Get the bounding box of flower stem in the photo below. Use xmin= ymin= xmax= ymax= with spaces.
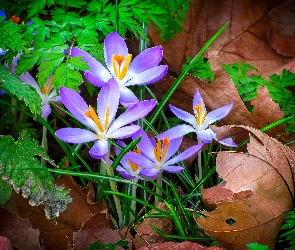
xmin=104 ymin=153 xmax=123 ymax=228
xmin=197 ymin=138 xmax=203 ymax=190
xmin=130 ymin=180 xmax=138 ymax=221
xmin=41 ymin=116 xmax=48 ymax=166
xmin=155 ymin=169 xmax=163 ymax=205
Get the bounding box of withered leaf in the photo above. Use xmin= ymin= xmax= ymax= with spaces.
xmin=250 ymin=86 xmax=285 ymax=138
xmin=2 ymin=176 xmax=107 ymax=249
xmin=149 ymin=0 xmax=294 ymax=75
xmin=196 ymin=125 xmax=295 ymax=249
xmin=137 ymin=241 xmax=224 ymax=250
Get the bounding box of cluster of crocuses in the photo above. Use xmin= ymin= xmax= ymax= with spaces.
xmin=13 ymin=32 xmax=237 ymax=180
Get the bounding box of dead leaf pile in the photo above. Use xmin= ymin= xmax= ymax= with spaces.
xmin=196 ymin=125 xmax=295 ymax=249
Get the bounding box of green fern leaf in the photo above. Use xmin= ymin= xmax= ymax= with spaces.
xmin=0 ymin=65 xmax=41 ymax=116
xmin=53 ymin=57 xmax=88 ymax=91
xmin=0 ymin=131 xmax=72 ymax=219
xmin=0 ymin=178 xmax=12 ymax=205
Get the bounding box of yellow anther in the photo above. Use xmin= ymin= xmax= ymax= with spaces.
xmin=112 ymin=54 xmax=132 ymax=80
xmin=194 ymin=103 xmax=207 ymax=126
xmin=42 ymin=76 xmax=54 ymax=95
xmin=154 ymin=137 xmax=170 ymax=162
xmin=128 ymin=160 xmax=139 ymax=171
xmin=85 ymin=105 xmax=104 ymax=132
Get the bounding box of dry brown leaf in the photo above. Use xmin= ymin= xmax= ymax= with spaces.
xmin=136 ymin=241 xmax=224 ymax=250
xmin=2 ymin=176 xmax=107 ymax=249
xmin=149 ymin=0 xmax=294 ymax=75
xmin=196 ymin=125 xmax=295 ymax=249
xmin=133 ymin=202 xmax=174 ymax=249
xmin=73 ymin=213 xmax=124 ymax=250
xmin=0 ymin=208 xmax=40 ymax=250
xmin=250 ymin=86 xmax=285 ymax=138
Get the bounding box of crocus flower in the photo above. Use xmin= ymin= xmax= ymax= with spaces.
xmin=126 ymin=130 xmax=203 ymax=179
xmin=10 ymin=58 xmax=61 ymax=118
xmin=70 ymin=32 xmax=168 ymax=106
xmin=55 ymin=79 xmax=156 ymax=159
xmin=115 ymin=141 xmax=146 ymax=181
xmin=157 ymin=89 xmax=237 ymax=147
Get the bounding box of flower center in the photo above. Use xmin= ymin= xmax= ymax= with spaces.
xmin=42 ymin=76 xmax=54 ymax=95
xmin=112 ymin=54 xmax=132 ymax=80
xmin=11 ymin=15 xmax=20 ymax=24
xmin=154 ymin=137 xmax=170 ymax=163
xmin=128 ymin=148 xmax=141 ymax=171
xmin=194 ymin=103 xmax=207 ymax=126
xmin=85 ymin=105 xmax=109 ymax=133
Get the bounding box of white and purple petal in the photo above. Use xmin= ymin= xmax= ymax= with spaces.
xmin=59 ymin=87 xmax=97 ymax=131
xmin=218 ymin=137 xmax=238 ymax=147
xmin=84 ymin=71 xmax=109 ymax=87
xmin=165 ymin=143 xmax=203 ymax=166
xmin=127 ymin=46 xmax=163 ymax=75
xmin=41 ymin=103 xmax=51 ymax=118
xmin=116 ymin=165 xmax=135 ymax=180
xmin=56 ymin=128 xmax=98 ymax=143
xmin=162 ymin=137 xmax=182 ymax=163
xmin=119 ymin=86 xmax=139 ymax=107
xmin=193 ymin=89 xmax=206 ymax=112
xmin=157 ymin=125 xmax=196 ymax=140
xmin=109 ymin=100 xmax=156 ymax=132
xmin=124 ymin=65 xmax=168 ymax=87
xmin=169 ymin=104 xmax=196 ymax=127
xmin=195 ymin=128 xmax=216 ymax=144
xmin=104 ymin=32 xmax=129 ymax=71
xmin=89 ymin=139 xmax=109 ymax=159
xmin=204 ymin=102 xmax=233 ymax=127
xmin=162 ymin=165 xmax=184 ymax=173
xmin=127 ymin=152 xmax=155 ymax=169
xmin=139 ymin=168 xmax=159 ymax=179
xmin=108 ymin=125 xmax=140 ymax=139
xmin=71 ymin=47 xmax=111 ymax=83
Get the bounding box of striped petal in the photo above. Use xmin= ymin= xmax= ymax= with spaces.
xmin=55 ymin=128 xmax=97 ymax=143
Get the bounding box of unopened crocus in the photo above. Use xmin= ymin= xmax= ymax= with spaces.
xmin=158 ymin=89 xmax=237 ymax=147
xmin=55 ymin=79 xmax=156 ymax=159
xmin=70 ymin=32 xmax=168 ymax=106
xmin=126 ymin=130 xmax=203 ymax=179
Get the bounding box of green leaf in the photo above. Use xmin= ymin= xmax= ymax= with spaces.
xmin=0 ymin=65 xmax=42 ymax=116
xmin=0 ymin=131 xmax=72 ymax=220
xmin=246 ymin=243 xmax=269 ymax=250
xmin=53 ymin=57 xmax=88 ymax=91
xmin=0 ymin=178 xmax=12 ymax=205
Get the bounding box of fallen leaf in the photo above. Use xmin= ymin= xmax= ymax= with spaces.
xmin=250 ymin=86 xmax=285 ymax=138
xmin=0 ymin=208 xmax=39 ymax=250
xmin=2 ymin=176 xmax=107 ymax=249
xmin=136 ymin=241 xmax=224 ymax=250
xmin=73 ymin=213 xmax=124 ymax=250
xmin=196 ymin=125 xmax=295 ymax=249
xmin=133 ymin=202 xmax=174 ymax=249
xmin=149 ymin=0 xmax=294 ymax=75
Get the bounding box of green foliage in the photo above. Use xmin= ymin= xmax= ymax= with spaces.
xmin=155 ymin=0 xmax=192 ymax=40
xmin=223 ymin=63 xmax=295 ymax=134
xmin=0 ymin=17 xmax=27 ymax=53
xmin=85 ymin=239 xmax=129 ymax=250
xmin=223 ymin=62 xmax=269 ymax=101
xmin=0 ymin=178 xmax=12 ymax=205
xmin=0 ymin=130 xmax=72 ymax=220
xmin=278 ymin=209 xmax=295 ymax=249
xmin=183 ymin=57 xmax=214 ymax=82
xmin=0 ymin=65 xmax=42 ymax=116
xmin=247 ymin=243 xmax=270 ymax=250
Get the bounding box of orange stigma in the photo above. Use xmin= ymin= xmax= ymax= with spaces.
xmin=112 ymin=54 xmax=132 ymax=80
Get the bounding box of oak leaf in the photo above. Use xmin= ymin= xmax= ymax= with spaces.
xmin=196 ymin=125 xmax=295 ymax=249
xmin=149 ymin=0 xmax=294 ymax=75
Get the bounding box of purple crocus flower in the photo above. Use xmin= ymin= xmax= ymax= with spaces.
xmin=158 ymin=89 xmax=237 ymax=147
xmin=70 ymin=32 xmax=168 ymax=106
xmin=115 ymin=141 xmax=146 ymax=181
xmin=55 ymin=79 xmax=156 ymax=159
xmin=10 ymin=58 xmax=61 ymax=118
xmin=126 ymin=130 xmax=203 ymax=179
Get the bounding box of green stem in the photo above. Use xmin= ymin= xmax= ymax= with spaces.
xmin=155 ymin=169 xmax=163 ymax=205
xmin=130 ymin=180 xmax=138 ymax=221
xmin=197 ymin=138 xmax=203 ymax=189
xmin=104 ymin=153 xmax=123 ymax=228
xmin=41 ymin=116 xmax=48 ymax=166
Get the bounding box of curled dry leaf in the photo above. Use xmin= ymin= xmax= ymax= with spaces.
xmin=149 ymin=0 xmax=294 ymax=75
xmin=196 ymin=125 xmax=295 ymax=249
xmin=133 ymin=202 xmax=174 ymax=249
